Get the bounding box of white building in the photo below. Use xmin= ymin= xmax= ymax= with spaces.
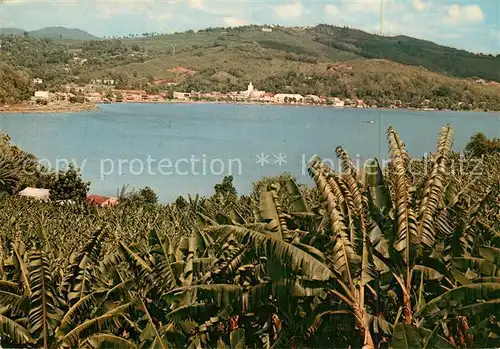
xmin=330 ymin=97 xmax=345 ymax=107
xmin=18 ymin=188 xmax=50 ymax=202
xmin=34 ymin=91 xmax=49 ymax=101
xmin=242 ymin=82 xmax=266 ymax=100
xmin=173 ymin=92 xmax=190 ymax=100
xmin=32 ymin=78 xmax=43 ymax=84
xmin=262 ymin=27 xmax=273 ymax=32
xmin=274 ymin=93 xmax=304 ymax=103
xmin=305 ymin=95 xmax=321 ymax=103
xmin=231 ymin=82 xmax=265 ymax=100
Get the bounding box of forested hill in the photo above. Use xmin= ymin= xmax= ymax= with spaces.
xmin=307 ymin=24 xmax=500 ymax=82
xmin=1 ymin=24 xmax=500 ymax=109
xmin=2 ymin=24 xmax=499 ymax=82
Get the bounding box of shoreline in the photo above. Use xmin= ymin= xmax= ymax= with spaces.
xmin=1 ymin=100 xmax=495 ymax=114
xmin=0 ymin=103 xmax=98 ymax=114
xmin=117 ymin=99 xmax=496 ymax=114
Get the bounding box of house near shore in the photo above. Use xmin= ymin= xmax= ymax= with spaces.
xmin=328 ymin=97 xmax=345 ymax=107
xmin=262 ymin=92 xmax=275 ymax=102
xmin=228 ymin=82 xmax=265 ymax=100
xmin=18 ymin=188 xmax=50 ymax=202
xmin=356 ymin=99 xmax=366 ymax=108
xmin=116 ymin=89 xmax=147 ymax=101
xmin=34 ymin=91 xmax=50 ymax=101
xmin=173 ymin=92 xmax=190 ymax=100
xmin=274 ymin=93 xmax=304 ymax=103
xmin=305 ymin=95 xmax=321 ymax=103
xmin=86 ymin=92 xmax=102 ymax=103
xmin=86 ymin=195 xmax=119 ymax=207
xmin=32 ymin=78 xmax=43 ymax=85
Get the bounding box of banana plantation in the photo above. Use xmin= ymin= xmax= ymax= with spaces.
xmin=0 ymin=126 xmax=499 ymax=348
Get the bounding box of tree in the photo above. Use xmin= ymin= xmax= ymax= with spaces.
xmin=115 ymin=91 xmax=123 ymax=102
xmin=132 ymin=186 xmax=158 ymax=204
xmin=465 ymin=132 xmax=500 ymax=157
xmin=214 ymin=175 xmax=237 ymax=202
xmin=42 ymin=163 xmax=90 ymax=201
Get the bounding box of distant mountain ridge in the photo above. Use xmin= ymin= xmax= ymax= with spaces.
xmin=0 ymin=26 xmax=99 ymax=40
xmin=1 ymin=28 xmax=25 ymax=36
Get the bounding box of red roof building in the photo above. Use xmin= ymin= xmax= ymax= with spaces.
xmin=86 ymin=195 xmax=119 ymax=207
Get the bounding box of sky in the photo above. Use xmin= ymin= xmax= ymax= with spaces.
xmin=1 ymin=0 xmax=499 ymax=53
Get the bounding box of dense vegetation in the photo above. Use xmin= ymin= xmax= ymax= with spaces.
xmin=182 ymin=60 xmax=500 ymax=110
xmin=0 ymin=63 xmax=32 ymax=104
xmin=0 ymin=127 xmax=499 ymax=348
xmin=309 ymin=25 xmax=500 ymax=81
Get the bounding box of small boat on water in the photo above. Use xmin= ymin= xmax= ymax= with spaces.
xmin=362 ymin=120 xmax=375 ymax=124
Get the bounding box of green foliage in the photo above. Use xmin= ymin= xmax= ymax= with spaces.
xmin=214 ymin=175 xmax=237 ymax=201
xmin=127 ymin=186 xmax=159 ymax=205
xmin=465 ymin=133 xmax=500 ymax=157
xmin=0 ymin=133 xmax=45 ymax=192
xmin=0 ymin=128 xmax=498 ymax=348
xmin=3 ymin=24 xmax=500 ymax=109
xmin=310 ymin=24 xmax=500 ymax=81
xmin=0 ymin=63 xmax=32 ymax=104
xmin=41 ymin=163 xmax=90 ymax=201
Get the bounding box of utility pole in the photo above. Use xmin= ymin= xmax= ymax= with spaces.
xmin=0 ymin=0 xmax=3 ymax=51
xmin=378 ymin=112 xmax=382 ymax=162
xmin=379 ymin=0 xmax=383 ymax=35
xmin=378 ymin=0 xmax=384 ymax=162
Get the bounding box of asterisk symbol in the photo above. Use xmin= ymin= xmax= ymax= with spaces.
xmin=256 ymin=152 xmax=270 ymax=166
xmin=273 ymin=153 xmax=287 ymax=166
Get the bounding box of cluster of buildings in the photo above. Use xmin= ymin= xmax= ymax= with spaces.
xmin=31 ymin=80 xmax=363 ymax=108
xmin=173 ymin=82 xmax=348 ymax=107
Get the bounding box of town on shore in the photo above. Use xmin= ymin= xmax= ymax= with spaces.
xmin=4 ymin=75 xmax=498 ymax=113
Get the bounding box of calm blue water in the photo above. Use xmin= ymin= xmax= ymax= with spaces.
xmin=1 ymin=103 xmax=499 ymax=201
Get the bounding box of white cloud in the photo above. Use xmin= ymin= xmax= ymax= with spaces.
xmin=320 ymin=0 xmax=494 ymax=53
xmin=325 ymin=4 xmax=339 ymax=16
xmin=222 ymin=17 xmax=248 ymax=27
xmin=274 ymin=2 xmax=303 ymax=19
xmin=448 ymin=4 xmax=461 ymax=20
xmin=185 ymin=0 xmax=245 ymax=16
xmin=463 ymin=5 xmax=485 ymax=22
xmin=412 ymin=0 xmax=430 ymax=12
xmin=343 ymin=0 xmax=380 ymax=14
xmin=446 ymin=4 xmax=484 ymax=23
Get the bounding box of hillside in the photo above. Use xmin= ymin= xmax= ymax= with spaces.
xmin=29 ymin=27 xmax=100 ymax=40
xmin=307 ymin=25 xmax=500 ymax=81
xmin=0 ymin=26 xmax=99 ymax=40
xmin=1 ymin=24 xmax=500 ymax=110
xmin=0 ymin=63 xmax=32 ymax=104
xmin=4 ymin=24 xmax=497 ymax=81
xmin=1 ymin=28 xmax=25 ymax=36
xmin=123 ymin=25 xmax=500 ymax=82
